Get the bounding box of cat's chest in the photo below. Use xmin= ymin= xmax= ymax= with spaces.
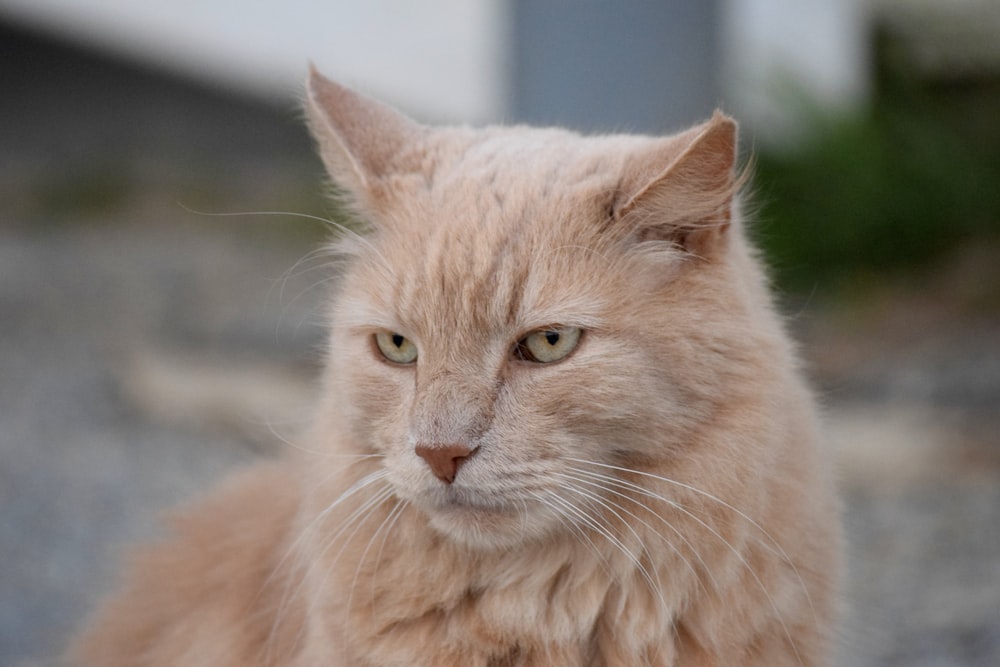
xmin=326 ymin=534 xmax=674 ymax=666
xmin=300 ymin=478 xmax=686 ymax=665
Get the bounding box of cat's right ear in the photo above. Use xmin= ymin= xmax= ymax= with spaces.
xmin=305 ymin=65 xmax=424 ymax=206
xmin=613 ymin=112 xmax=740 ymax=259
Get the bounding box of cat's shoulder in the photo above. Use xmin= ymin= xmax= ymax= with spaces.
xmin=70 ymin=459 xmax=305 ymax=666
xmin=165 ymin=458 xmax=302 ymax=540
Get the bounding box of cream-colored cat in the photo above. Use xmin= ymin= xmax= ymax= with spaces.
xmin=72 ymin=67 xmax=840 ymax=666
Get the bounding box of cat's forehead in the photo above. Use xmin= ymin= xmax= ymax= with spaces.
xmin=351 ymin=129 xmax=634 ymax=336
xmin=430 ymin=127 xmax=637 ymax=207
xmin=379 ymin=127 xmax=640 ymax=250
xmin=428 ymin=131 xmax=630 ymax=237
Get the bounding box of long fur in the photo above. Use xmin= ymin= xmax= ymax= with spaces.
xmin=71 ymin=69 xmax=841 ymax=666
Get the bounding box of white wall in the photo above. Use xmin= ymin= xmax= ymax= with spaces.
xmin=2 ymin=0 xmax=871 ymax=138
xmin=723 ymin=0 xmax=871 ymax=143
xmin=0 ymin=0 xmax=509 ymax=123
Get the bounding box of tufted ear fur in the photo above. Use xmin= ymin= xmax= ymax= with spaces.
xmin=614 ymin=111 xmax=739 ymax=258
xmin=304 ymin=65 xmax=425 ymax=208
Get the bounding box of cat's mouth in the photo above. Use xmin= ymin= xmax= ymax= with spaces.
xmin=434 ymin=486 xmax=511 ymax=514
xmin=418 ymin=485 xmax=539 ymax=549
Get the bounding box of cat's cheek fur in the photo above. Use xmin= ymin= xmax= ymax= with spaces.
xmin=327 ymin=333 xmax=411 ymax=449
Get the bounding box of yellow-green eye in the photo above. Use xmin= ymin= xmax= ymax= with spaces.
xmin=374 ymin=331 xmax=418 ymax=364
xmin=516 ymin=326 xmax=581 ymax=363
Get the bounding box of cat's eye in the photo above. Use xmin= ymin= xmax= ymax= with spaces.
xmin=374 ymin=331 xmax=418 ymax=364
xmin=515 ymin=326 xmax=581 ymax=363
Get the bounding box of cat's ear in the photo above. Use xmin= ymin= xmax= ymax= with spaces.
xmin=304 ymin=65 xmax=424 ymax=205
xmin=614 ymin=111 xmax=739 ymax=258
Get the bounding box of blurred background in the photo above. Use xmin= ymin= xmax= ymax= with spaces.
xmin=1 ymin=1 xmax=998 ymax=665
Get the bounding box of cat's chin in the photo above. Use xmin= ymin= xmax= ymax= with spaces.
xmin=419 ymin=493 xmax=549 ymax=551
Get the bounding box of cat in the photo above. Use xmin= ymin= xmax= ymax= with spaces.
xmin=71 ymin=65 xmax=841 ymax=666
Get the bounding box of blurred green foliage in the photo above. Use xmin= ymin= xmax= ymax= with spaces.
xmin=753 ymin=37 xmax=1000 ymax=296
xmin=30 ymin=160 xmax=136 ymax=220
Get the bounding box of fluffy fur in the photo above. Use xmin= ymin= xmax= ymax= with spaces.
xmin=72 ymin=67 xmax=841 ymax=666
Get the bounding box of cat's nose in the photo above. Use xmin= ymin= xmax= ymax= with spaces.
xmin=414 ymin=442 xmax=478 ymax=484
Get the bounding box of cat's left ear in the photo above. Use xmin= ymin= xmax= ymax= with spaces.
xmin=615 ymin=111 xmax=739 ymax=258
xmin=304 ymin=65 xmax=424 ymax=209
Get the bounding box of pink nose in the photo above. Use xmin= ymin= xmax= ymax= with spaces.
xmin=414 ymin=442 xmax=477 ymax=484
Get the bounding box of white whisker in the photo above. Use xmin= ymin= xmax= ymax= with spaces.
xmin=177 ymin=205 xmax=396 ymax=284
xmin=552 ymin=476 xmax=671 ymax=614
xmin=565 ymin=458 xmax=806 ymax=666
xmin=305 ymin=485 xmax=396 ymax=621
xmin=262 ymin=419 xmax=385 ymax=460
xmin=265 ymin=468 xmax=390 ymax=655
xmin=345 ymin=498 xmax=406 ymax=621
xmin=534 ymin=487 xmax=662 ymax=607
xmin=554 ymin=470 xmax=717 ymax=598
xmin=567 ymin=457 xmax=817 ymax=623
xmin=527 ymin=490 xmax=613 ymax=577
xmin=368 ymin=500 xmax=409 ymax=605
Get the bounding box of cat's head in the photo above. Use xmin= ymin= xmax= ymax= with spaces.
xmin=306 ymin=67 xmax=769 ymax=550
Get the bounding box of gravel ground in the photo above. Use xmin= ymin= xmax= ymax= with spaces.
xmin=1 ymin=214 xmax=998 ymax=666
xmin=0 ymin=215 xmax=323 ymax=665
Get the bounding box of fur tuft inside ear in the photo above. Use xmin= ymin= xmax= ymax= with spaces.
xmin=615 ymin=111 xmax=740 ymax=258
xmin=304 ymin=65 xmax=424 ymax=206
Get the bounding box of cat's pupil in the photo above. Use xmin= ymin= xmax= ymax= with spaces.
xmin=544 ymin=331 xmax=560 ymax=346
xmin=392 ymin=333 xmax=404 ymax=348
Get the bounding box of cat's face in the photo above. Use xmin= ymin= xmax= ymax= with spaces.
xmin=309 ymin=70 xmax=747 ymax=550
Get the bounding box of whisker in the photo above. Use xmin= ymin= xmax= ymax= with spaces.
xmin=177 ymin=205 xmax=397 ymax=284
xmin=552 ymin=477 xmax=671 ymax=614
xmin=565 ymin=459 xmax=806 ymax=666
xmin=554 ymin=470 xmax=717 ymax=597
xmin=367 ymin=500 xmax=409 ymax=610
xmin=535 ymin=487 xmax=661 ymax=605
xmin=275 ymin=272 xmax=341 ymax=330
xmin=526 ymin=490 xmax=613 ymax=577
xmin=345 ymin=498 xmax=407 ymax=620
xmin=265 ymin=469 xmax=389 ymax=651
xmin=305 ymin=485 xmax=396 ymax=621
xmin=567 ymin=458 xmax=801 ymax=563
xmin=270 ymin=244 xmax=338 ymax=304
xmin=261 ymin=419 xmax=386 ymax=460
xmin=567 ymin=458 xmax=817 ymax=622
xmin=178 ymin=204 xmax=340 ymax=228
